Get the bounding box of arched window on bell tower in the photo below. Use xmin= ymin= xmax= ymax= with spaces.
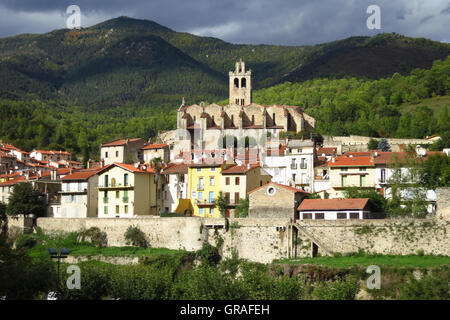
xmin=229 ymin=60 xmax=251 ymax=106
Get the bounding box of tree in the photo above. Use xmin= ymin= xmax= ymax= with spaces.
xmin=0 ymin=202 xmax=7 ymax=237
xmin=378 ymin=138 xmax=391 ymax=151
xmin=368 ymin=138 xmax=379 ymax=150
xmin=6 ymin=183 xmax=45 ymax=218
xmin=343 ymin=187 xmax=386 ymax=214
xmin=234 ymin=198 xmax=249 ymax=218
xmin=215 ymin=191 xmax=228 ymax=218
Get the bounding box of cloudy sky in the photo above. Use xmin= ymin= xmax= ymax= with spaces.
xmin=0 ymin=0 xmax=448 ymax=45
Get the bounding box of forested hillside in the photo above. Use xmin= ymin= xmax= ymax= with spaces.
xmin=251 ymin=56 xmax=450 ymax=139
xmin=0 ymin=16 xmax=449 ymax=108
xmin=0 ymin=16 xmax=449 ymax=161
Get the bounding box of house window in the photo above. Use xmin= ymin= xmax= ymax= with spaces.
xmin=301 ymin=158 xmax=307 ymax=169
xmin=209 ymin=208 xmax=214 ymax=215
xmin=225 ymin=192 xmax=230 ymax=204
xmin=124 ymin=205 xmax=128 ymax=214
xmin=235 ymin=192 xmax=239 ymax=204
xmin=124 ymin=173 xmax=128 ymax=186
xmin=105 ymin=152 xmax=108 ymax=158
xmin=211 ymin=167 xmax=215 ymax=171
xmin=315 ymin=213 xmax=325 ymax=219
xmin=198 ymin=192 xmax=203 ymax=200
xmin=360 ymin=167 xmax=366 ymax=171
xmin=360 ymin=175 xmax=365 ymax=187
xmin=210 ymin=177 xmax=215 ymax=185
xmin=180 ymin=175 xmax=185 ymax=183
xmin=342 ymin=175 xmax=347 ymax=187
xmin=226 ymin=177 xmax=230 ymax=185
xmin=199 ymin=207 xmax=204 ymax=215
xmin=104 ymin=206 xmax=108 ymax=214
xmin=350 ymin=212 xmax=359 ymax=219
xmin=116 ymin=205 xmax=119 ymax=214
xmin=116 ymin=151 xmax=119 ymax=157
xmin=209 ymin=192 xmax=214 ymax=203
xmin=235 ymin=177 xmax=240 ymax=185
xmin=291 ymin=158 xmax=297 ymax=169
xmin=303 ymin=213 xmax=312 ymax=219
xmin=381 ymin=169 xmax=386 ymax=183
xmin=197 ymin=168 xmax=201 ymax=172
xmin=104 ymin=175 xmax=108 ymax=187
xmin=116 ymin=191 xmax=120 ymax=198
xmin=337 ymin=212 xmax=347 ymax=219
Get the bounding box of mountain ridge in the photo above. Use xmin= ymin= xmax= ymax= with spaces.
xmin=0 ymin=16 xmax=449 ymax=108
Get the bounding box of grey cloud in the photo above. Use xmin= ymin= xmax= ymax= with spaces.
xmin=0 ymin=0 xmax=448 ymax=45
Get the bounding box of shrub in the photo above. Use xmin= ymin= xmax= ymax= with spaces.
xmin=15 ymin=233 xmax=40 ymax=250
xmin=124 ymin=226 xmax=148 ymax=247
xmin=79 ymin=227 xmax=107 ymax=248
xmin=197 ymin=243 xmax=221 ymax=266
xmin=398 ymin=271 xmax=450 ymax=300
xmin=313 ymin=276 xmax=360 ymax=300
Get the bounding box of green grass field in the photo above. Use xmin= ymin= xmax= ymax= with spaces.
xmin=279 ymin=254 xmax=450 ymax=268
xmin=27 ymin=244 xmax=185 ymax=259
xmin=400 ymin=95 xmax=450 ymax=117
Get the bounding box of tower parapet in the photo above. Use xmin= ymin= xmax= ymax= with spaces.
xmin=229 ymin=59 xmax=252 ymax=106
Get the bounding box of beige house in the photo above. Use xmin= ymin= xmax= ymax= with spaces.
xmin=142 ymin=143 xmax=170 ymax=165
xmin=97 ymin=163 xmax=161 ymax=217
xmin=248 ymin=182 xmax=309 ymax=219
xmin=327 ymin=155 xmax=376 ymax=198
xmin=221 ymin=163 xmax=272 ymax=212
xmin=56 ymin=170 xmax=100 ymax=218
xmin=100 ymin=138 xmax=147 ymax=166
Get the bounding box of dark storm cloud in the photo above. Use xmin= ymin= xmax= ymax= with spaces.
xmin=0 ymin=0 xmax=448 ymax=44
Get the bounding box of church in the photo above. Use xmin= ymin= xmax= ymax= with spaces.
xmin=170 ymin=60 xmax=316 ymax=152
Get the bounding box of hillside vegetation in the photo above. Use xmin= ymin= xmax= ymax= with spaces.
xmin=0 ymin=17 xmax=449 ymax=159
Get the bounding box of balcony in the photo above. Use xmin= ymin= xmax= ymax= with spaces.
xmin=123 ymin=196 xmax=129 ymax=203
xmin=59 ymin=188 xmax=87 ymax=194
xmin=197 ymin=184 xmax=204 ymax=191
xmin=98 ymin=183 xmax=134 ymax=189
xmin=103 ymin=197 xmax=109 ymax=203
xmin=196 ymin=199 xmax=215 ymax=207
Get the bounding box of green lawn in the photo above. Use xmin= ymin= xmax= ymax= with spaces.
xmin=279 ymin=254 xmax=450 ymax=268
xmin=28 ymin=245 xmax=186 ymax=259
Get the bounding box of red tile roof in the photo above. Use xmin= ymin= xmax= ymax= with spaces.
xmin=221 ymin=163 xmax=260 ymax=174
xmin=61 ymin=170 xmax=99 ymax=180
xmin=114 ymin=163 xmax=156 ymax=173
xmin=142 ymin=143 xmax=169 ymax=150
xmin=317 ymin=147 xmax=337 ymax=155
xmin=101 ymin=138 xmax=145 ymax=147
xmin=328 ymin=156 xmax=374 ymax=167
xmin=298 ymin=198 xmax=370 ymax=211
xmin=0 ymin=176 xmax=26 ymax=186
xmin=248 ymin=182 xmax=309 ymax=195
xmin=163 ymin=163 xmax=188 ymax=174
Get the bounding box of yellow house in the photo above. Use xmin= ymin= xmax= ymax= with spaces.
xmin=97 ymin=163 xmax=161 ymax=217
xmin=327 ymin=155 xmax=376 ymax=198
xmin=221 ymin=163 xmax=272 ymax=213
xmin=187 ymin=160 xmax=235 ymax=218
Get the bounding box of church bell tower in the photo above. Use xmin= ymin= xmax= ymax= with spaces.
xmin=229 ymin=59 xmax=251 ymax=106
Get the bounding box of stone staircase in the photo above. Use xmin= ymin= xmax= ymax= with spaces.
xmin=292 ymin=222 xmax=333 ymax=256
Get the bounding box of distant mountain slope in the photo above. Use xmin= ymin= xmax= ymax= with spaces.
xmin=0 ymin=16 xmax=449 ymax=108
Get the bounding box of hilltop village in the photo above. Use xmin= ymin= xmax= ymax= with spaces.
xmin=1 ymin=61 xmax=448 ymax=222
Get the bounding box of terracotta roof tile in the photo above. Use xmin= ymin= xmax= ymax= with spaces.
xmin=248 ymin=182 xmax=309 ymax=195
xmin=142 ymin=143 xmax=169 ymax=150
xmin=101 ymin=138 xmax=145 ymax=147
xmin=298 ymin=198 xmax=370 ymax=211
xmin=328 ymin=156 xmax=374 ymax=167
